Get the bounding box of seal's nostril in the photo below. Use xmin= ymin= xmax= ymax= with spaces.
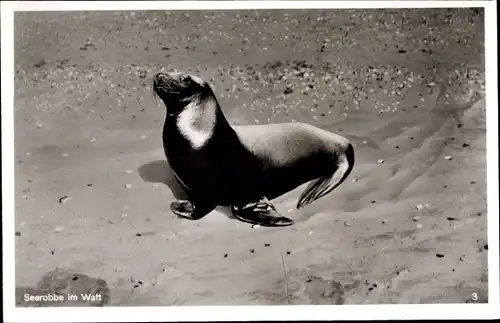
xmin=154 ymin=73 xmax=166 ymax=84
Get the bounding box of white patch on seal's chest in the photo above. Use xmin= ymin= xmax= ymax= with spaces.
xmin=176 ymin=100 xmax=217 ymax=149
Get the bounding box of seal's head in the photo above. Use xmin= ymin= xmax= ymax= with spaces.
xmin=154 ymin=71 xmax=222 ymax=149
xmin=153 ymin=72 xmax=212 ymax=115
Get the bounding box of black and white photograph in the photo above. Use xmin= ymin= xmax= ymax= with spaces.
xmin=2 ymin=1 xmax=499 ymax=321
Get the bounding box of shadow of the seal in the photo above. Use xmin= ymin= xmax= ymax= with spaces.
xmin=137 ymin=160 xmax=188 ymax=200
xmin=137 ymin=160 xmax=236 ymax=220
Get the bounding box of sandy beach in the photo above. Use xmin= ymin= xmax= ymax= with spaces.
xmin=13 ymin=8 xmax=488 ymax=306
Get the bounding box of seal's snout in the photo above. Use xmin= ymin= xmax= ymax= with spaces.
xmin=153 ymin=73 xmax=169 ymax=85
xmin=155 ymin=72 xmax=168 ymax=79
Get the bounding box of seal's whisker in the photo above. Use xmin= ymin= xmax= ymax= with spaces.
xmin=151 ymin=82 xmax=160 ymax=103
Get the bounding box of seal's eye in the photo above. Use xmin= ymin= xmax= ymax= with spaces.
xmin=180 ymin=75 xmax=191 ymax=84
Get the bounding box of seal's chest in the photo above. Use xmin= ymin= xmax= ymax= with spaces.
xmin=176 ymin=102 xmax=216 ymax=150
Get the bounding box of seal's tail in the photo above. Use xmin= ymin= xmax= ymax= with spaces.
xmin=296 ymin=143 xmax=355 ymax=209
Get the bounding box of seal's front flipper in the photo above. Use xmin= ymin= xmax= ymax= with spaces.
xmin=170 ymin=200 xmax=215 ymax=220
xmin=231 ymin=198 xmax=294 ymax=227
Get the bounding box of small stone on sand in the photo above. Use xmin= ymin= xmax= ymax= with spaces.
xmin=58 ymin=196 xmax=72 ymax=204
xmin=252 ymin=224 xmax=261 ymax=229
xmin=412 ymin=216 xmax=421 ymax=222
xmin=416 ymin=204 xmax=424 ymax=210
xmin=377 ymin=159 xmax=385 ymax=164
xmin=125 ymin=184 xmax=132 ymax=188
xmin=344 ymin=221 xmax=352 ymax=227
xmin=416 ymin=223 xmax=424 ymax=229
xmin=444 ymin=156 xmax=453 ymax=160
xmin=352 ymin=178 xmax=358 ymax=183
xmin=54 ymin=226 xmax=64 ymax=233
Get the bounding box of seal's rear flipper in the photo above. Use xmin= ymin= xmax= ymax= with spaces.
xmin=231 ymin=198 xmax=294 ymax=227
xmin=170 ymin=200 xmax=215 ymax=220
xmin=296 ymin=143 xmax=355 ymax=209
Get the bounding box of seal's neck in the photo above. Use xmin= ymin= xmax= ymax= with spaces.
xmin=175 ymin=98 xmax=218 ymax=149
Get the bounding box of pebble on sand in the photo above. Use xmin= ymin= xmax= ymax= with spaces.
xmin=444 ymin=156 xmax=453 ymax=160
xmin=344 ymin=221 xmax=352 ymax=227
xmin=252 ymin=224 xmax=261 ymax=229
xmin=415 ymin=204 xmax=425 ymax=210
xmin=416 ymin=223 xmax=424 ymax=229
xmin=412 ymin=216 xmax=421 ymax=222
xmin=125 ymin=184 xmax=132 ymax=188
xmin=58 ymin=195 xmax=72 ymax=204
xmin=351 ymin=178 xmax=359 ymax=183
xmin=377 ymin=159 xmax=385 ymax=164
xmin=125 ymin=170 xmax=133 ymax=174
xmin=54 ymin=226 xmax=64 ymax=233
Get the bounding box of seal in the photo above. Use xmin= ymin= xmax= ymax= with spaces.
xmin=153 ymin=71 xmax=354 ymax=227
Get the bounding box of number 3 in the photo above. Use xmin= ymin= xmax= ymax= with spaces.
xmin=472 ymin=293 xmax=478 ymax=301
